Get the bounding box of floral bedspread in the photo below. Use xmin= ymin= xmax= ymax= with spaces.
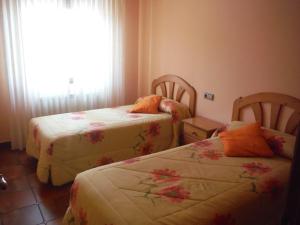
xmin=26 ymin=105 xmax=188 ymax=186
xmin=63 ymin=137 xmax=291 ymax=225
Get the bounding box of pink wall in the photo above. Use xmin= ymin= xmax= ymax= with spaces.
xmin=138 ymin=0 xmax=300 ymax=123
xmin=1 ymin=0 xmax=299 ymax=142
xmin=124 ymin=0 xmax=139 ymax=104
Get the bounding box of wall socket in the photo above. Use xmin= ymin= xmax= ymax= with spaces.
xmin=204 ymin=92 xmax=214 ymax=101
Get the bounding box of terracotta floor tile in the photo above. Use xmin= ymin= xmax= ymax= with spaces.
xmin=27 ymin=174 xmax=43 ymax=189
xmin=2 ymin=205 xmax=43 ymax=225
xmin=0 ymin=150 xmax=19 ymax=169
xmin=1 ymin=148 xmax=71 ymax=224
xmin=4 ymin=176 xmax=30 ymax=192
xmin=23 ymin=166 xmax=37 ymax=176
xmin=39 ymin=194 xmax=69 ymax=221
xmin=17 ymin=152 xmax=34 ymax=164
xmin=1 ymin=165 xmax=28 ymax=180
xmin=0 ymin=189 xmax=36 ymax=213
xmin=33 ymin=184 xmax=71 ymax=203
xmin=18 ymin=154 xmax=37 ymax=173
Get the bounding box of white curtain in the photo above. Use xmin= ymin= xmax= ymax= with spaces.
xmin=1 ymin=0 xmax=125 ymax=150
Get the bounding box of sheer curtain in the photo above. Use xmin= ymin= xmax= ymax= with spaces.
xmin=1 ymin=0 xmax=125 ymax=150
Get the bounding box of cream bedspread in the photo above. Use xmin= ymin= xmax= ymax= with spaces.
xmin=26 ymin=105 xmax=188 ymax=186
xmin=63 ymin=137 xmax=291 ymax=225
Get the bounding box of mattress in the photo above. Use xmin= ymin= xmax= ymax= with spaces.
xmin=26 ymin=105 xmax=187 ymax=185
xmin=63 ymin=137 xmax=291 ymax=225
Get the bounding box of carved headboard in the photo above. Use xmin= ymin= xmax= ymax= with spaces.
xmin=232 ymin=92 xmax=300 ymax=134
xmin=151 ymin=74 xmax=197 ymax=116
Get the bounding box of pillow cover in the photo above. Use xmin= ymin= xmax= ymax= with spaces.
xmin=225 ymin=121 xmax=296 ymax=159
xmin=159 ymin=98 xmax=191 ymax=123
xmin=219 ymin=122 xmax=274 ymax=157
xmin=262 ymin=128 xmax=295 ymax=159
xmin=129 ymin=95 xmax=162 ymax=114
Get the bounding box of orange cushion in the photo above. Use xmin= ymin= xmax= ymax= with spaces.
xmin=129 ymin=95 xmax=162 ymax=114
xmin=219 ymin=122 xmax=274 ymax=157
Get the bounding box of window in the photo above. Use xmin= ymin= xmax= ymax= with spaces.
xmin=20 ymin=1 xmax=116 ymax=98
xmin=2 ymin=0 xmax=124 ymax=149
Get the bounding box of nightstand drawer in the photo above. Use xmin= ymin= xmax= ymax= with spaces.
xmin=183 ymin=134 xmax=203 ymax=144
xmin=184 ymin=124 xmax=208 ymax=140
xmin=182 ymin=116 xmax=224 ymax=146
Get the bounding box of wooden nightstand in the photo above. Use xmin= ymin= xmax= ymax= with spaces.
xmin=182 ymin=116 xmax=224 ymax=144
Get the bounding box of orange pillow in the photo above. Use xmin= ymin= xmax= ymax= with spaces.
xmin=219 ymin=122 xmax=274 ymax=157
xmin=129 ymin=95 xmax=162 ymax=114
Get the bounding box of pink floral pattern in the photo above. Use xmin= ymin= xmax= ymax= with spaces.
xmin=193 ymin=140 xmax=213 ymax=148
xmin=261 ymin=178 xmax=283 ymax=199
xmin=157 ymin=185 xmax=190 ymax=203
xmin=127 ymin=114 xmax=142 ymax=118
xmin=72 ymin=111 xmax=86 ymax=115
xmin=123 ymin=157 xmax=141 ymax=164
xmin=111 ymin=105 xmax=121 ymax=108
xmin=212 ymin=213 xmax=236 ymax=225
xmin=70 ymin=181 xmax=79 ymax=208
xmin=132 ymin=122 xmax=160 ymax=156
xmin=160 ymin=100 xmax=179 ymax=123
xmin=96 ymin=156 xmax=114 ymax=166
xmin=199 ymin=149 xmax=222 ymax=160
xmin=242 ymin=162 xmax=271 ymax=176
xmin=148 ymin=122 xmax=161 ymax=137
xmin=265 ymin=135 xmax=285 ymax=155
xmin=171 ymin=111 xmax=179 ymax=123
xmin=33 ymin=125 xmax=39 ymax=141
xmin=33 ymin=125 xmax=41 ymax=151
xmin=139 ymin=142 xmax=153 ymax=155
xmin=71 ymin=111 xmax=86 ymax=120
xmin=78 ymin=208 xmax=88 ymax=225
xmin=151 ymin=168 xmax=181 ymax=183
xmin=159 ymin=98 xmax=190 ymax=123
xmin=161 ymin=99 xmax=176 ymax=111
xmin=85 ymin=130 xmax=104 ymax=144
xmin=71 ymin=116 xmax=85 ymax=120
xmin=89 ymin=122 xmax=105 ymax=129
xmin=47 ymin=143 xmax=54 ymax=156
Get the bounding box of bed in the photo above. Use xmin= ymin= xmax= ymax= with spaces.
xmin=26 ymin=74 xmax=197 ymax=186
xmin=63 ymin=92 xmax=300 ymax=225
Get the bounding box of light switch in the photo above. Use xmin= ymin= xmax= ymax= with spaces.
xmin=204 ymin=92 xmax=214 ymax=101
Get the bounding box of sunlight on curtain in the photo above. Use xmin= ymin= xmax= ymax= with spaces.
xmin=21 ymin=2 xmax=112 ymax=97
xmin=1 ymin=0 xmax=125 ymax=149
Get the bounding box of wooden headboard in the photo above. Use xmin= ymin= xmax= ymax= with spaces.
xmin=232 ymin=92 xmax=300 ymax=134
xmin=151 ymin=74 xmax=197 ymax=116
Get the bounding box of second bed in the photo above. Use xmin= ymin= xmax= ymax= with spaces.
xmin=26 ymin=75 xmax=196 ymax=185
xmin=63 ymin=92 xmax=300 ymax=225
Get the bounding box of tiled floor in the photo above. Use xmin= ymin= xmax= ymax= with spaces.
xmin=0 ymin=143 xmax=72 ymax=225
